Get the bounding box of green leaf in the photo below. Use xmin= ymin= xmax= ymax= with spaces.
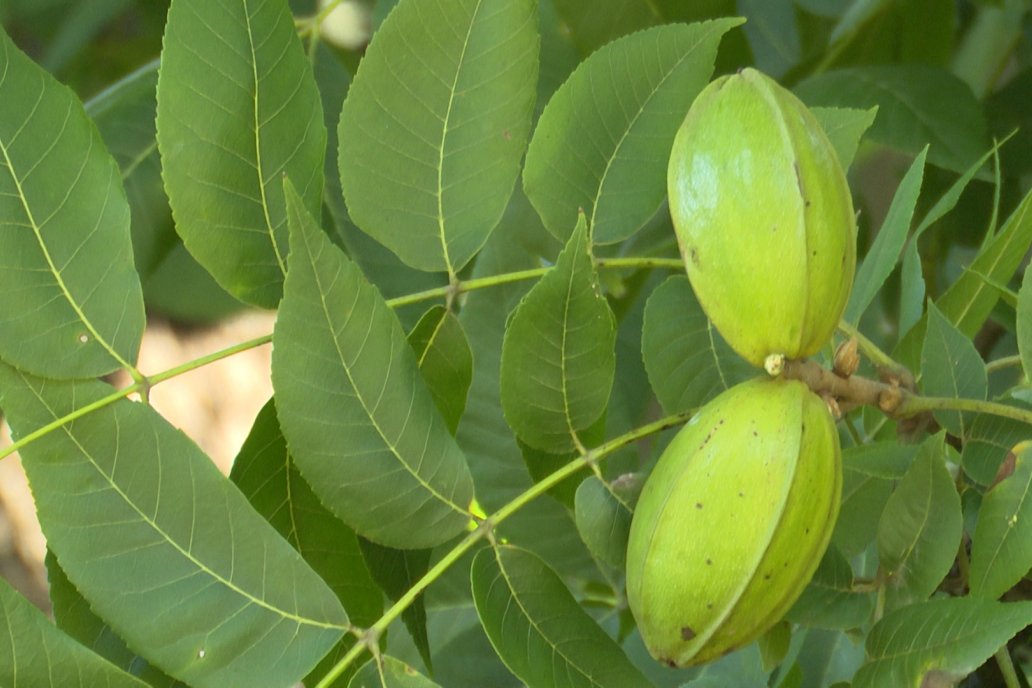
xmin=810 ymin=105 xmax=878 ymax=172
xmin=272 ymin=179 xmax=474 ymax=549
xmin=853 ymin=598 xmax=1032 ymax=687
xmin=845 ymin=146 xmax=927 ymax=324
xmin=786 ymin=545 xmax=874 ymax=630
xmin=84 ymin=59 xmax=175 ymax=279
xmin=961 ymin=410 xmax=1032 ymax=487
xmin=898 ymin=137 xmax=1010 ymax=335
xmin=0 ymin=365 xmax=347 ymax=688
xmin=156 ymin=0 xmax=325 ymax=307
xmin=230 ymin=399 xmax=383 ymax=687
xmin=471 ymin=544 xmax=652 ymax=688
xmin=0 ymin=27 xmax=144 ymax=378
xmin=499 ymin=214 xmax=616 ymax=453
xmin=349 ymin=656 xmax=443 ymax=687
xmin=551 ymin=0 xmax=658 ymax=55
xmin=970 ymin=442 xmax=1032 ymax=599
xmin=920 ymin=303 xmax=988 ymax=438
xmin=573 ymin=473 xmax=641 ymax=569
xmin=47 ymin=552 xmax=183 ymax=687
xmin=833 ymin=443 xmax=917 ymax=557
xmin=358 ymin=539 xmax=433 ymax=673
xmin=407 ymin=306 xmax=473 ymax=435
xmin=795 ymin=65 xmax=988 ymax=172
xmin=642 ymin=275 xmax=754 ymax=414
xmin=876 ymin=433 xmax=963 ymax=608
xmin=523 ymin=19 xmax=742 ymax=244
xmin=738 ymin=0 xmax=799 ymax=78
xmin=338 ymin=0 xmax=539 ymax=274
xmin=0 ymin=576 xmax=150 ymax=687
xmin=1018 ymin=266 xmax=1032 ymax=381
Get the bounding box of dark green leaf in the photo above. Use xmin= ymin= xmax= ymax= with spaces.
xmin=230 ymin=399 xmax=383 ymax=687
xmin=920 ymin=303 xmax=987 ymax=438
xmin=47 ymin=552 xmax=183 ymax=687
xmin=845 ymin=146 xmax=927 ymax=325
xmin=500 ymin=215 xmax=616 ymax=453
xmin=348 ymin=656 xmax=442 ymax=687
xmin=573 ymin=473 xmax=641 ymax=569
xmin=795 ymin=65 xmax=988 ymax=172
xmin=833 ymin=443 xmax=917 ymax=557
xmin=272 ymin=179 xmax=474 ymax=548
xmin=787 ymin=546 xmax=874 ymax=630
xmin=358 ymin=540 xmax=433 ymax=672
xmin=961 ymin=410 xmax=1032 ymax=487
xmin=641 ymin=275 xmax=752 ymax=415
xmin=523 ymin=19 xmax=742 ymax=244
xmin=970 ymin=442 xmax=1032 ymax=599
xmin=156 ymin=0 xmax=325 ymax=307
xmin=338 ymin=0 xmax=539 ymax=274
xmin=853 ymin=598 xmax=1032 ymax=687
xmin=810 ymin=106 xmax=878 ymax=172
xmin=407 ymin=306 xmax=473 ymax=435
xmin=0 ymin=365 xmax=347 ymax=688
xmin=0 ymin=27 xmax=144 ymax=378
xmin=550 ymin=0 xmax=658 ymax=55
xmin=84 ymin=59 xmax=174 ymax=279
xmin=758 ymin=620 xmax=791 ymax=674
xmin=471 ymin=544 xmax=652 ymax=688
xmin=876 ymin=433 xmax=963 ymax=608
xmin=738 ymin=0 xmax=799 ymax=78
xmin=0 ymin=576 xmax=150 ymax=687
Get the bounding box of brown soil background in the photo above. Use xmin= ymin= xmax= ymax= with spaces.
xmin=0 ymin=311 xmax=277 ymax=613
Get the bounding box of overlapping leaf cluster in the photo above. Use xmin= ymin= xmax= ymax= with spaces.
xmin=0 ymin=0 xmax=1031 ymax=686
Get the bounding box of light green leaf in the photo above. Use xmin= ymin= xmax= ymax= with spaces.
xmin=349 ymin=656 xmax=442 ymax=688
xmin=898 ymin=137 xmax=1009 ymax=335
xmin=0 ymin=27 xmax=144 ymax=378
xmin=0 ymin=576 xmax=150 ymax=688
xmin=0 ymin=364 xmax=347 ymax=688
xmin=970 ymin=442 xmax=1032 ymax=599
xmin=920 ymin=303 xmax=988 ymax=438
xmin=641 ymin=275 xmax=752 ymax=414
xmin=876 ymin=433 xmax=963 ymax=608
xmin=810 ymin=105 xmax=878 ymax=171
xmin=961 ymin=410 xmax=1032 ymax=487
xmin=795 ymin=65 xmax=988 ymax=172
xmin=272 ymin=179 xmax=474 ymax=549
xmin=499 ymin=214 xmax=616 ymax=453
xmin=786 ymin=545 xmax=874 ymax=630
xmin=471 ymin=544 xmax=653 ymax=688
xmin=1018 ymin=266 xmax=1032 ymax=381
xmin=573 ymin=473 xmax=641 ymax=569
xmin=156 ymin=0 xmax=325 ymax=307
xmin=338 ymin=0 xmax=539 ymax=274
xmin=845 ymin=146 xmax=927 ymax=324
xmin=230 ymin=399 xmax=382 ymax=687
xmin=47 ymin=552 xmax=183 ymax=687
xmin=853 ymin=598 xmax=1032 ymax=687
xmin=407 ymin=306 xmax=473 ymax=435
xmin=523 ymin=19 xmax=742 ymax=244
xmin=896 ymin=184 xmax=1032 ymax=369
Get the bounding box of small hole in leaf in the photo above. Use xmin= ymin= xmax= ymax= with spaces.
xmin=198 ymin=649 xmax=206 ymax=659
